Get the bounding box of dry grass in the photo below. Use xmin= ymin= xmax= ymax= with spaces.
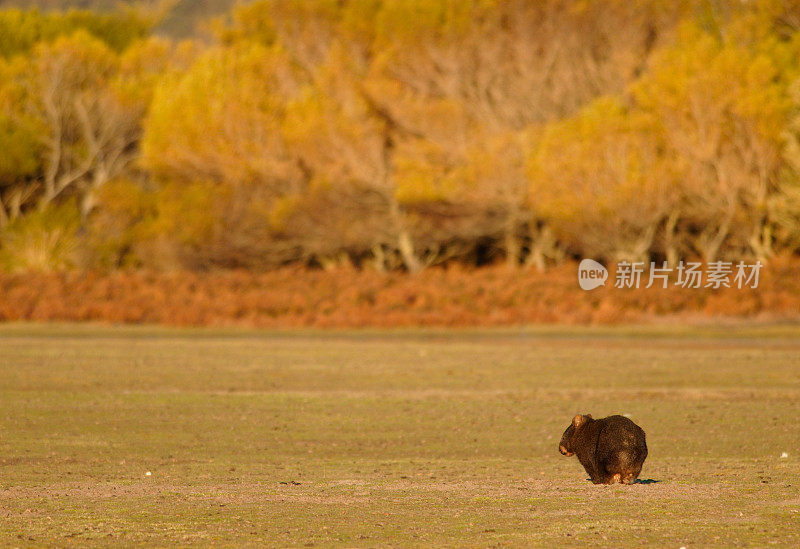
xmin=0 ymin=324 xmax=798 ymax=546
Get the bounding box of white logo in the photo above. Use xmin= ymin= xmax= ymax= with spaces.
xmin=578 ymin=259 xmax=608 ymax=290
xmin=578 ymin=260 xmax=761 ymax=290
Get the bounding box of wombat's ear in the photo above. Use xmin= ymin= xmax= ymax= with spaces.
xmin=572 ymin=414 xmax=586 ymax=428
xmin=586 ymin=414 xmax=593 ymax=419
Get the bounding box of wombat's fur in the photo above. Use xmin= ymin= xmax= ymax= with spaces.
xmin=559 ymin=414 xmax=647 ymax=484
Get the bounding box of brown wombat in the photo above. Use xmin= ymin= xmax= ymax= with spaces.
xmin=559 ymin=414 xmax=647 ymax=484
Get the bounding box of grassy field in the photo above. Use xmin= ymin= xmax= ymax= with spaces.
xmin=0 ymin=324 xmax=798 ymax=547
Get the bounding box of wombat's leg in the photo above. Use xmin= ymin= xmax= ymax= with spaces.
xmin=621 ymin=467 xmax=641 ymax=485
xmin=621 ymin=473 xmax=635 ymax=485
xmin=598 ymin=473 xmax=621 ymax=484
xmin=594 ymin=454 xmax=621 ymax=484
xmin=581 ymin=461 xmax=600 ymax=483
xmin=587 ymin=467 xmax=605 ymax=484
xmin=591 ymin=472 xmax=620 ymax=484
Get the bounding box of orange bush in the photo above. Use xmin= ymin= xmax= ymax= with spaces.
xmin=0 ymin=258 xmax=798 ymax=327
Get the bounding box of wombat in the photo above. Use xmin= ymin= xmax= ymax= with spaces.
xmin=559 ymin=414 xmax=647 ymax=484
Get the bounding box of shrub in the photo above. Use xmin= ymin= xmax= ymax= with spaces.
xmin=0 ymin=202 xmax=80 ymax=272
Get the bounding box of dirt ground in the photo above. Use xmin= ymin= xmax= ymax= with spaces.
xmin=0 ymin=324 xmax=798 ymax=546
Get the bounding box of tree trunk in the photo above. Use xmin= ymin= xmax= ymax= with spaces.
xmin=387 ymin=196 xmax=423 ymax=274
xmin=748 ymin=222 xmax=773 ymax=262
xmin=525 ymin=224 xmax=557 ymax=271
xmin=664 ymin=209 xmax=680 ymax=267
xmin=505 ymin=216 xmax=520 ymax=269
xmin=397 ymin=228 xmax=422 ymax=274
xmin=698 ymin=211 xmax=733 ymax=264
xmin=371 ymin=245 xmax=387 ymax=272
xmin=0 ymin=205 xmax=7 ymax=230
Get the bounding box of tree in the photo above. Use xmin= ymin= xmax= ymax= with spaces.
xmin=633 ymin=18 xmax=800 ymax=261
xmin=0 ymin=31 xmax=146 ymax=227
xmin=216 ymin=0 xmax=472 ymax=272
xmin=0 ymin=6 xmax=153 ymax=58
xmin=529 ymin=97 xmax=677 ymax=263
xmin=361 ymin=0 xmax=684 ymax=267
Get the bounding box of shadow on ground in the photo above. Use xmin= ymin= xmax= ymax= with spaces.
xmin=583 ymin=478 xmax=661 ymax=484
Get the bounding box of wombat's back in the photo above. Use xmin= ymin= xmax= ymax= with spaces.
xmin=596 ymin=415 xmax=647 ymax=484
xmin=601 ymin=415 xmax=647 ymax=447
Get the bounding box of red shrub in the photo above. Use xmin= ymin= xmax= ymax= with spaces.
xmin=1 ymin=259 xmax=799 ymax=327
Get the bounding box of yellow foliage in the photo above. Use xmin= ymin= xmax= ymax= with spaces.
xmin=528 ymin=96 xmax=676 ymax=258
xmin=142 ymin=42 xmax=304 ymax=186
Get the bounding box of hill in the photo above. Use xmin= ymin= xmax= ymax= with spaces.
xmin=0 ymin=0 xmax=244 ymax=37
